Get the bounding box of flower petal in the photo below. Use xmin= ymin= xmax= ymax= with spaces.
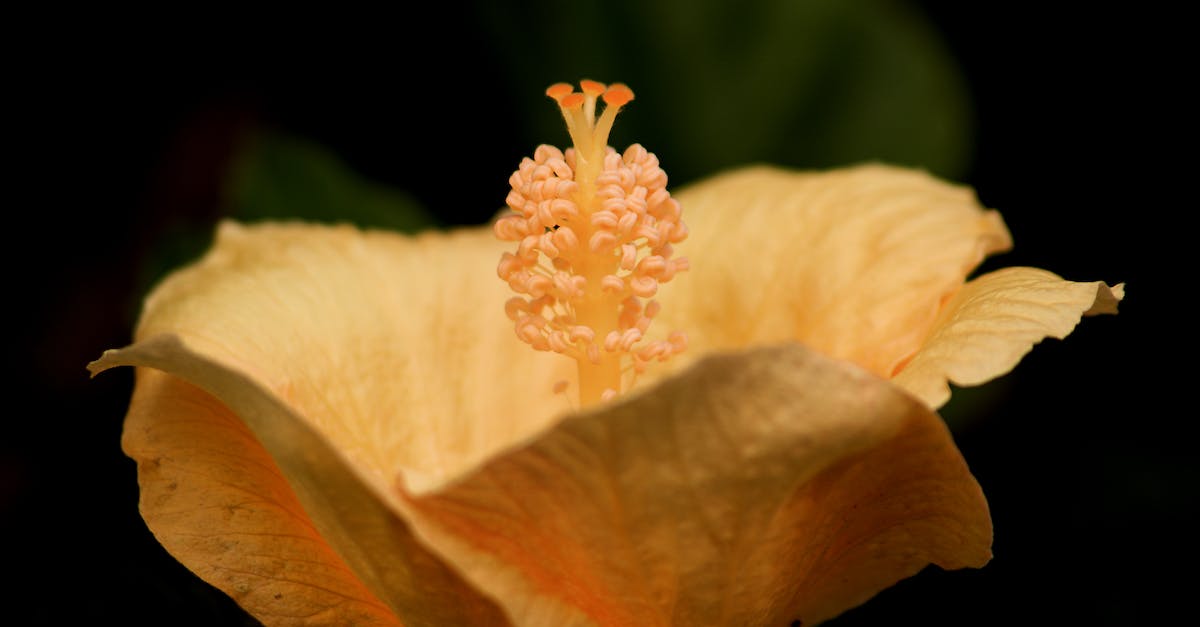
xmin=892 ymin=267 xmax=1124 ymax=408
xmin=121 ymin=367 xmax=402 ymax=626
xmin=396 ymin=343 xmax=992 ymax=626
xmin=130 ymin=221 xmax=574 ymax=493
xmin=93 ymin=336 xmax=510 ymax=626
xmin=658 ymin=165 xmax=1011 ymax=378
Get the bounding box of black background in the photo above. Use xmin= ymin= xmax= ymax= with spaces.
xmin=6 ymin=3 xmax=1186 ymax=624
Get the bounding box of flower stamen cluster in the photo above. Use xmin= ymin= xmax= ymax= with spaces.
xmin=494 ymin=81 xmax=688 ymax=405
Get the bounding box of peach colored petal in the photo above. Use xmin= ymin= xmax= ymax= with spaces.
xmin=656 ymin=165 xmax=1011 ymax=379
xmin=892 ymin=267 xmax=1124 ymax=408
xmin=396 ymin=344 xmax=992 ymax=626
xmin=92 ymin=337 xmax=510 ymax=626
xmin=121 ymin=368 xmax=401 ymax=626
xmin=131 ymin=221 xmax=574 ymax=494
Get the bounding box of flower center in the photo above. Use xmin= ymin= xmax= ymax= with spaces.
xmin=494 ymin=80 xmax=689 ymax=407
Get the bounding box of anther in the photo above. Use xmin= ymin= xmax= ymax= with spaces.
xmin=551 ymin=198 xmax=579 ymax=222
xmin=591 ymin=211 xmax=619 ymax=229
xmin=620 ymin=244 xmax=638 ymax=270
xmin=552 ymin=226 xmax=579 ymax=252
xmin=617 ymin=211 xmax=638 ymax=236
xmin=629 ymin=275 xmax=658 ymax=298
xmin=504 ymin=297 xmax=528 ymax=321
xmin=604 ymin=331 xmax=621 ymax=352
xmin=636 ymin=255 xmax=667 ymax=277
xmin=601 ymin=275 xmax=624 ymax=294
xmin=497 ymin=253 xmax=523 ymax=279
xmin=618 ymin=328 xmax=642 ymax=351
xmin=569 ymin=326 xmax=596 ymax=343
xmin=589 ymin=230 xmax=618 ymax=254
xmin=535 ymin=144 xmax=565 ymax=162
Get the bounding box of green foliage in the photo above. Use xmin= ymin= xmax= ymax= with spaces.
xmin=225 ymin=133 xmax=434 ymax=231
xmin=477 ymin=0 xmax=971 ymax=182
xmin=137 ymin=133 xmax=436 ymax=306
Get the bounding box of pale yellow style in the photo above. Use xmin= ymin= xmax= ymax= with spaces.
xmin=91 ymin=85 xmax=1121 ymax=627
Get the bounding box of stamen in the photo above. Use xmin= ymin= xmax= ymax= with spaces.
xmin=499 ymin=80 xmax=688 ymax=407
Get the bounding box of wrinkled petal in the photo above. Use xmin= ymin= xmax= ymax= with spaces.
xmin=892 ymin=267 xmax=1124 ymax=408
xmin=94 ymin=326 xmax=990 ymax=626
xmin=397 ymin=344 xmax=992 ymax=626
xmin=130 ymin=221 xmax=574 ymax=493
xmin=657 ymin=165 xmax=1011 ymax=378
xmin=121 ymin=368 xmax=401 ymax=626
xmin=94 ymin=338 xmax=509 ymax=626
xmin=92 ymin=222 xmax=583 ymax=624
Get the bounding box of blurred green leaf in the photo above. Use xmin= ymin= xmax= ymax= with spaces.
xmin=137 ymin=133 xmax=435 ymax=311
xmin=225 ymin=132 xmax=434 ymax=231
xmin=134 ymin=220 xmax=217 ymax=326
xmin=478 ymin=0 xmax=970 ymax=182
xmin=937 ymin=377 xmax=1012 ymax=432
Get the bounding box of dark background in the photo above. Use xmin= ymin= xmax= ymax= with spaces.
xmin=7 ymin=2 xmax=1186 ymax=624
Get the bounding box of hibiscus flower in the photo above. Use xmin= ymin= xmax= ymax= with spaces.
xmin=90 ymin=81 xmax=1121 ymax=626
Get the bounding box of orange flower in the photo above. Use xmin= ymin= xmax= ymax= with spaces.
xmin=91 ymin=82 xmax=1121 ymax=626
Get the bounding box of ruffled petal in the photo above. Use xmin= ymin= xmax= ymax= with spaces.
xmin=892 ymin=267 xmax=1124 ymax=408
xmin=93 ymin=338 xmax=510 ymax=626
xmin=397 ymin=344 xmax=992 ymax=626
xmin=120 ymin=368 xmax=402 ymax=626
xmin=657 ymin=165 xmax=1011 ymax=378
xmin=129 ymin=221 xmax=574 ymax=493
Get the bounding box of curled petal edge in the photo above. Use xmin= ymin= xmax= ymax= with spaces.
xmin=90 ymin=335 xmax=511 ymax=626
xmin=892 ymin=267 xmax=1124 ymax=409
xmin=397 ymin=342 xmax=993 ymax=625
xmin=664 ymin=164 xmax=1014 ymax=379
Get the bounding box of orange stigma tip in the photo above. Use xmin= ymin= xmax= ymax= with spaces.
xmin=560 ymin=93 xmax=585 ymax=109
xmin=580 ymin=79 xmax=607 ymax=96
xmin=546 ymin=83 xmax=573 ymax=101
xmin=602 ymin=84 xmax=634 ymax=107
